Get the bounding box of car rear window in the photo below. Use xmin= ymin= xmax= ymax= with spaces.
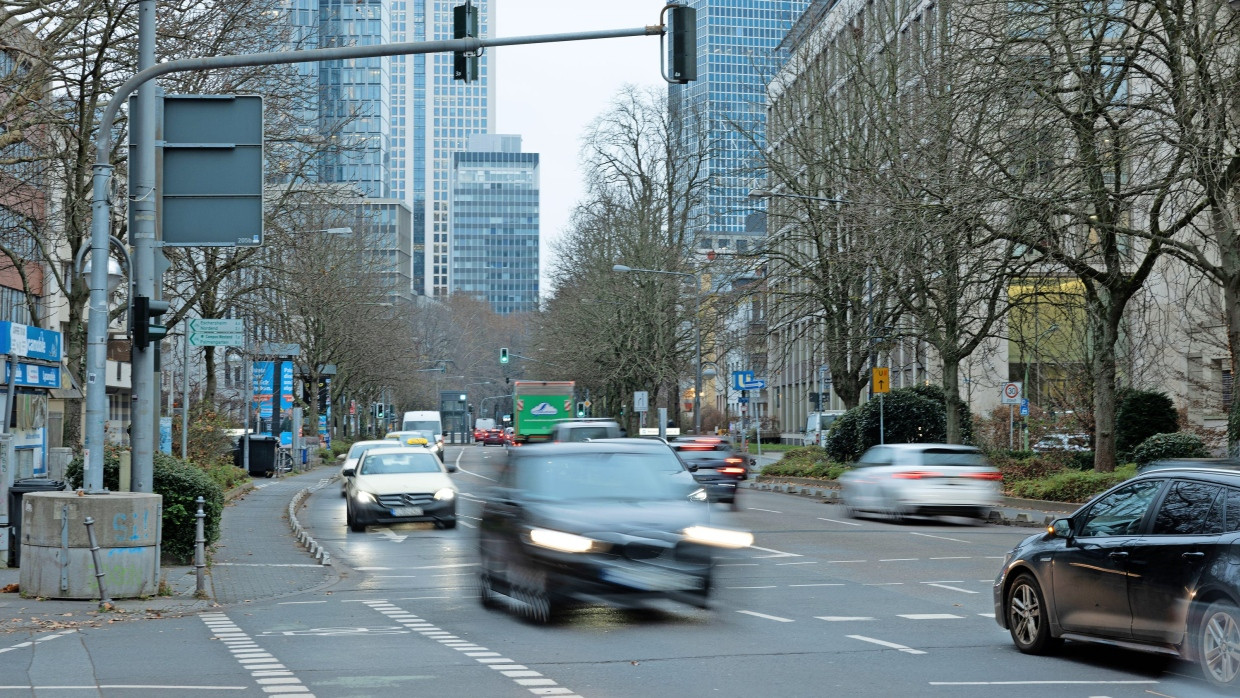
xmin=918 ymin=449 xmax=990 ymax=467
xmin=560 ymin=426 xmax=618 ymax=442
xmin=515 ymin=452 xmax=691 ymax=500
xmin=347 ymin=442 xmax=389 ymax=459
xmin=675 ymin=449 xmax=726 ymax=462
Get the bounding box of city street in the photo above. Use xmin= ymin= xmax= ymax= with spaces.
xmin=0 ymin=444 xmax=1224 ymax=697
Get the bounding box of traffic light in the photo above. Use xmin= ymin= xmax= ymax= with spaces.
xmin=453 ymin=2 xmax=478 ymax=82
xmin=666 ymin=4 xmax=697 ymax=84
xmin=500 ymin=347 xmax=509 ymax=364
xmin=131 ymin=295 xmax=169 ymax=351
xmin=376 ymin=402 xmax=385 ymax=420
xmin=575 ymin=401 xmax=585 ymax=418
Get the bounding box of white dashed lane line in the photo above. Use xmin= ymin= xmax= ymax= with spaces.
xmin=847 ymin=635 xmax=927 ymax=655
xmin=736 ymin=610 xmax=796 ymax=622
xmin=200 ymin=612 xmax=315 ymax=696
xmin=0 ymin=630 xmax=76 ymax=654
xmin=361 ymin=600 xmax=583 ymax=697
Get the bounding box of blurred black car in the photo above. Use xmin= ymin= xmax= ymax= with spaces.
xmin=669 ymin=436 xmax=752 ymax=510
xmin=993 ymin=465 xmax=1240 ymax=689
xmin=477 ymin=441 xmax=753 ymax=623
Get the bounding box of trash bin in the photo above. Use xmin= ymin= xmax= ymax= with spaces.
xmin=7 ymin=478 xmax=65 ymax=567
xmin=234 ymin=435 xmax=279 ymax=478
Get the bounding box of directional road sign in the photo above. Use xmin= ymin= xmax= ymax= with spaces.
xmin=871 ymin=367 xmax=890 ymax=394
xmin=733 ymin=370 xmax=766 ymax=391
xmin=187 ymin=318 xmax=245 ymax=347
xmin=633 ymin=390 xmax=649 ymax=412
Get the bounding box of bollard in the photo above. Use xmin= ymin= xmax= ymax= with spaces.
xmin=194 ymin=496 xmax=207 ymax=596
xmin=82 ymin=517 xmax=114 ymax=610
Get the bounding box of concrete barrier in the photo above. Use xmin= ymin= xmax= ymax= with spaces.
xmin=19 ymin=491 xmax=161 ymax=599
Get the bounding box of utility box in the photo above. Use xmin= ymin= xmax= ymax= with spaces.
xmin=6 ymin=478 xmax=64 ymax=567
xmin=234 ymin=435 xmax=278 ymax=478
xmin=19 ymin=491 xmax=161 ymax=599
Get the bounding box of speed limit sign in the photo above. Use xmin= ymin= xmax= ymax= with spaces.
xmin=1000 ymin=382 xmax=1023 ymax=405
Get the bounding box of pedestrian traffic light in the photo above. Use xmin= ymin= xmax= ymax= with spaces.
xmin=665 ymin=4 xmax=697 ymax=84
xmin=453 ymin=2 xmax=478 ymax=82
xmin=500 ymin=347 xmax=509 ymax=364
xmin=131 ymin=295 xmax=169 ymax=351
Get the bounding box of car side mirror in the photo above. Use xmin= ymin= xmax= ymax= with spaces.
xmin=1048 ymin=518 xmax=1073 ymax=539
xmin=688 ymin=464 xmax=699 ymax=472
xmin=342 ymin=467 xmax=355 ymax=478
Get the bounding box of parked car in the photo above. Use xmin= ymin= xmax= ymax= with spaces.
xmin=1032 ymin=432 xmax=1092 ymax=453
xmin=342 ymin=446 xmax=457 ymax=532
xmin=837 ymin=443 xmax=1002 ymax=521
xmin=548 ymin=419 xmax=623 ymax=443
xmin=337 ymin=439 xmax=397 ymax=496
xmin=994 ymin=463 xmax=1240 ymax=688
xmin=669 ymin=436 xmax=752 ymax=510
xmin=476 ymin=441 xmax=753 ymax=623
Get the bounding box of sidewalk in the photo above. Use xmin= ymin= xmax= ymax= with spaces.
xmin=0 ymin=464 xmax=339 ymax=634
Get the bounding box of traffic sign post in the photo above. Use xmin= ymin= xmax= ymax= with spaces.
xmin=1000 ymin=382 xmax=1023 ymax=449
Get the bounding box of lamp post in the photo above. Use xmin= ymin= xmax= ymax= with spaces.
xmin=1022 ymin=323 xmax=1058 ymax=451
xmin=613 ymin=264 xmax=703 ymax=434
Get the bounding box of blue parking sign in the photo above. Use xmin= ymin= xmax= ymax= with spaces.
xmin=1020 ymin=398 xmax=1029 ymax=416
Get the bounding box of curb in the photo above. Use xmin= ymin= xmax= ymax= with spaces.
xmin=288 ymin=478 xmax=333 ymax=566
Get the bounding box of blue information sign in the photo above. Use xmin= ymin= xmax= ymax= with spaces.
xmin=1020 ymin=398 xmax=1030 ymax=416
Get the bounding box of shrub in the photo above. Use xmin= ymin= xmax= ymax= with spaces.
xmin=65 ymin=445 xmax=225 ymax=563
xmin=989 ymin=451 xmax=1070 ymax=482
xmin=1115 ymin=389 xmax=1178 ymax=456
xmin=1130 ymin=432 xmax=1209 ymax=466
xmin=760 ymin=459 xmax=850 ymax=480
xmin=1007 ymin=465 xmax=1137 ymax=503
xmin=824 ymin=385 xmax=972 ymax=462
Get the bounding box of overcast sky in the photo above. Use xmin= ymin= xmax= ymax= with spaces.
xmin=491 ymin=2 xmax=665 ymax=295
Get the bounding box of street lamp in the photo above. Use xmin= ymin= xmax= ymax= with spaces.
xmin=613 ymin=263 xmax=704 ymax=434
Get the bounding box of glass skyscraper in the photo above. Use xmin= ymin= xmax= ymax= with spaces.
xmin=668 ymin=0 xmax=808 ymax=250
xmin=450 ymin=135 xmax=540 ymax=315
xmin=389 ymin=0 xmax=494 ymax=298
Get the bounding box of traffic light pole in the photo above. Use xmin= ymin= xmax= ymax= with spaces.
xmin=83 ymin=23 xmax=671 ymax=490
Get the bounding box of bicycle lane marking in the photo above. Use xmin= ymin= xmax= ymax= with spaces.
xmin=200 ymin=612 xmax=316 ymax=695
xmin=360 ymin=600 xmax=584 ymax=696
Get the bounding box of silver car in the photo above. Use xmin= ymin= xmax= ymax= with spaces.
xmin=837 ymin=443 xmax=1002 ymax=521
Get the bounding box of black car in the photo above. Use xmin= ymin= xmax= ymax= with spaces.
xmin=476 ymin=441 xmax=753 ymax=623
xmin=669 ymin=437 xmax=752 ymax=510
xmin=993 ymin=465 xmax=1240 ymax=688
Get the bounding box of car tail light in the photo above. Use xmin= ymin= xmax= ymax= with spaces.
xmin=968 ymin=472 xmax=1004 ymax=481
xmin=892 ymin=471 xmax=942 ymax=479
xmin=724 ymin=457 xmax=744 ymax=465
xmin=720 ymin=467 xmax=746 ymax=475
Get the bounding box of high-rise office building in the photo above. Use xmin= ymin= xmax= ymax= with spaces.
xmin=668 ymin=0 xmax=808 ymax=252
xmin=389 ymin=0 xmax=494 ymax=298
xmin=450 ymin=134 xmax=539 ymax=315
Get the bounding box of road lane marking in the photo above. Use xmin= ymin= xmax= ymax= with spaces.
xmin=361 ymin=601 xmax=582 ymax=697
xmin=898 ymin=614 xmax=964 ymax=620
xmin=978 ymin=613 xmax=995 ymax=618
xmin=790 ymin=583 xmax=844 ymax=587
xmin=879 ymin=558 xmax=919 ymax=562
xmin=0 ymin=630 xmax=75 ymax=655
xmin=929 ymin=556 xmax=970 ymax=560
xmin=864 ymin=582 xmax=903 ymax=586
xmin=749 ymin=545 xmax=801 ymax=558
xmin=816 ymin=616 xmax=875 ymax=622
xmin=827 ymin=559 xmax=866 ymax=564
xmin=910 ymin=532 xmax=971 ymax=543
xmin=847 ymin=635 xmax=927 ymax=654
xmin=817 ymin=517 xmax=861 ymax=526
xmin=776 ymin=561 xmax=818 ymax=566
xmin=737 ymin=610 xmax=795 ymax=622
xmin=929 ymin=681 xmax=1158 ymax=686
xmin=925 ymin=583 xmax=978 ymax=594
xmin=200 ymin=613 xmax=314 ymax=696
xmin=728 ymin=586 xmax=779 ymax=589
xmin=0 ymin=685 xmax=248 ymax=691
xmin=747 ymin=507 xmax=783 ymax=513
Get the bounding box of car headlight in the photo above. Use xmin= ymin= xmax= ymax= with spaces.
xmin=526 ymin=528 xmax=608 ymax=553
xmin=355 ymin=491 xmax=375 ymax=503
xmin=689 ymin=488 xmax=709 ymax=502
xmin=434 ymin=488 xmax=456 ymax=501
xmin=682 ymin=525 xmax=754 ymax=549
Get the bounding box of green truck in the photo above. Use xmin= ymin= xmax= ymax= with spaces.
xmin=512 ymin=380 xmax=575 ymax=444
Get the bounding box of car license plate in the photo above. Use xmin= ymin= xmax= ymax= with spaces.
xmin=602 ymin=566 xmax=702 ymax=591
xmin=390 ymin=506 xmax=422 ymax=517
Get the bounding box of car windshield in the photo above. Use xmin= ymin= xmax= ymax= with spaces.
xmin=918 ymin=449 xmax=990 ymax=467
xmin=559 ymin=426 xmax=616 ymax=442
xmin=360 ymin=453 xmax=442 ymax=475
xmin=516 ymin=452 xmax=693 ymax=500
xmin=403 ymin=421 xmax=438 ymax=433
xmin=347 ymin=442 xmax=389 ymax=459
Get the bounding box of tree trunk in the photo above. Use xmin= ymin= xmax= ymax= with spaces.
xmin=1089 ymin=293 xmax=1121 ymax=473
xmin=942 ymin=359 xmax=964 ymax=444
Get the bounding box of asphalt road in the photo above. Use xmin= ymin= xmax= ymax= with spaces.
xmin=0 ymin=444 xmax=1226 ymax=697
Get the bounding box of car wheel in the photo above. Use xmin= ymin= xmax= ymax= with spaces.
xmin=1005 ymin=572 xmax=1061 ymax=655
xmin=478 ymin=570 xmax=500 ymax=609
xmin=1198 ymin=601 xmax=1240 ymax=688
xmin=347 ymin=504 xmax=367 ymax=533
xmin=435 ymin=518 xmax=457 ymax=530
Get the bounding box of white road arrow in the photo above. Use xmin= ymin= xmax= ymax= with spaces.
xmin=375 ymin=528 xmax=407 ymax=543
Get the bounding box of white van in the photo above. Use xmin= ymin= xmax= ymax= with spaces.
xmin=804 ymin=411 xmax=846 ymax=446
xmin=402 ymin=411 xmax=444 ymax=458
xmin=474 ymin=417 xmax=496 ymax=432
